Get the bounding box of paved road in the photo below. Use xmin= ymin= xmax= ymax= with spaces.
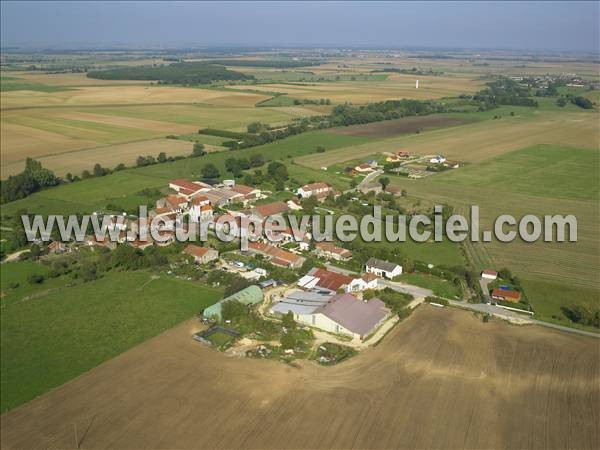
xmin=343 ymin=169 xmax=383 ymax=194
xmin=378 ymin=279 xmax=433 ymax=299
xmin=447 ymin=299 xmax=600 ymax=339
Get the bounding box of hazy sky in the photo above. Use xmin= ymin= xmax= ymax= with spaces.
xmin=1 ymin=1 xmax=598 ymax=52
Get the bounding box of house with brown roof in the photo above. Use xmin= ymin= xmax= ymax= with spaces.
xmin=314 ymin=242 xmax=353 ymax=262
xmin=183 ymin=245 xmax=219 ymax=264
xmin=156 ymin=195 xmax=188 ymax=213
xmin=247 ymin=241 xmax=305 ymax=269
xmin=47 ymin=240 xmax=68 ymax=253
xmin=491 ymin=288 xmax=521 ymax=303
xmin=296 ymin=182 xmax=333 ymax=200
xmin=230 ymin=184 xmax=261 ymax=200
xmin=169 ymin=179 xmax=211 ymax=198
xmin=355 ymin=163 xmax=374 ymax=173
xmin=251 ymin=201 xmax=290 ymax=219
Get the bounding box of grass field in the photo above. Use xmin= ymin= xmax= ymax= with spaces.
xmin=0 ymin=267 xmax=222 ymax=412
xmin=1 ymin=306 xmax=598 ymax=448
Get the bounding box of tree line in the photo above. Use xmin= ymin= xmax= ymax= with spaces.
xmin=87 ymin=62 xmax=253 ymax=84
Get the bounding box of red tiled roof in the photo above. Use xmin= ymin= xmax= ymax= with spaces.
xmin=302 ymin=182 xmax=331 ymax=192
xmin=170 ymin=179 xmax=206 ymax=192
xmin=362 ymin=272 xmax=378 ymax=282
xmin=248 ymin=241 xmax=302 ymax=265
xmin=165 ymin=195 xmax=187 ymax=208
xmin=482 ymin=269 xmax=498 ymax=276
xmin=311 ymin=268 xmax=354 ymax=292
xmin=316 ymin=242 xmax=352 ymax=257
xmin=183 ymin=245 xmax=211 ymax=258
xmin=191 ymin=195 xmax=210 ymax=205
xmin=230 ymin=184 xmax=256 ymax=195
xmin=253 ymin=201 xmax=289 ymax=217
xmin=491 ymin=288 xmax=521 ymax=301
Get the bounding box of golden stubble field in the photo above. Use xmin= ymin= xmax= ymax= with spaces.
xmin=1 ymin=138 xmax=194 ymax=178
xmin=228 ymin=73 xmax=483 ymax=102
xmin=1 ymin=306 xmax=598 ymax=449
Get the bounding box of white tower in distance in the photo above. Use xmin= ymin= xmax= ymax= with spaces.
xmin=416 ymin=79 xmax=419 ymax=89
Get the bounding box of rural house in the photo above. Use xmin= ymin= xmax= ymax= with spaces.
xmin=355 ymin=163 xmax=374 ymax=173
xmin=229 ymin=184 xmax=262 ymax=201
xmin=314 ymin=242 xmax=353 ymax=262
xmin=251 ymin=201 xmax=290 ymax=219
xmin=365 ymin=257 xmax=402 ymax=279
xmin=491 ymin=288 xmax=521 ymax=303
xmin=296 ymin=182 xmax=333 ymax=200
xmin=359 ymin=182 xmax=383 ymax=194
xmin=47 ymin=240 xmax=68 ymax=253
xmin=247 ymin=242 xmax=305 ymax=269
xmin=481 ymin=270 xmax=498 ymax=280
xmin=183 ymin=245 xmax=219 ymax=264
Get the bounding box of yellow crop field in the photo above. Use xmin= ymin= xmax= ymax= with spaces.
xmin=229 ymin=74 xmax=483 ymax=103
xmin=1 ymin=85 xmax=270 ymax=109
xmin=3 ymin=138 xmax=193 ymax=177
xmin=6 ymin=71 xmax=150 ymax=86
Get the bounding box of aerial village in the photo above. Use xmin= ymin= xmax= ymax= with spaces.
xmin=37 ymin=148 xmax=530 ymax=365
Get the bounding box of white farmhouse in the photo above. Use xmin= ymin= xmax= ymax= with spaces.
xmin=481 ymin=269 xmax=498 ymax=280
xmin=429 ymin=155 xmax=447 ymax=164
xmin=365 ymin=257 xmax=402 ymax=279
xmin=297 ymin=182 xmax=333 ymax=199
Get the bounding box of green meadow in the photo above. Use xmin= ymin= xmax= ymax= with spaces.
xmin=0 ymin=268 xmax=222 ymax=412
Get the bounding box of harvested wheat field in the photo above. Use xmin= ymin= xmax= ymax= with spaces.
xmin=2 ymin=138 xmax=193 ymax=178
xmin=1 ymin=85 xmax=269 ymax=109
xmin=1 ymin=306 xmax=598 ymax=449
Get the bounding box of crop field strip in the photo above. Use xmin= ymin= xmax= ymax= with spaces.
xmin=1 ymin=306 xmax=598 ymax=449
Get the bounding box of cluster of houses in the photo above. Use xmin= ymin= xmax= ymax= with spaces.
xmin=267 ymin=257 xmax=403 ymax=341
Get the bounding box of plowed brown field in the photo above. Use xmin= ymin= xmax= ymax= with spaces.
xmin=1 ymin=306 xmax=598 ymax=449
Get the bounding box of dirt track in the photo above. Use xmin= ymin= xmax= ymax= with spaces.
xmin=1 ymin=306 xmax=599 ymax=449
